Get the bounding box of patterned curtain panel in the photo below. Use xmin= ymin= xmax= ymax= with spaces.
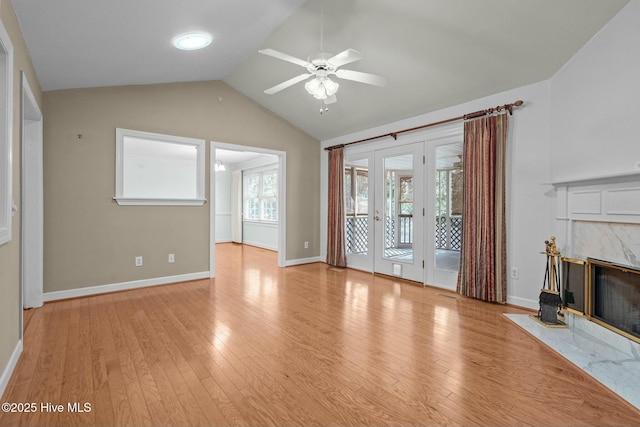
xmin=326 ymin=147 xmax=347 ymax=267
xmin=457 ymin=113 xmax=508 ymax=303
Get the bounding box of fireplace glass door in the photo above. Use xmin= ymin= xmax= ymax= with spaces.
xmin=589 ymin=259 xmax=640 ymax=343
xmin=562 ymin=258 xmax=586 ymax=314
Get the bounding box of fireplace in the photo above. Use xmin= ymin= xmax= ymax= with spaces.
xmin=588 ymin=258 xmax=640 ymax=343
xmin=563 ymin=257 xmax=640 ymax=344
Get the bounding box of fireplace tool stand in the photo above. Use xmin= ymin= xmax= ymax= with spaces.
xmin=537 ymin=236 xmax=564 ymax=325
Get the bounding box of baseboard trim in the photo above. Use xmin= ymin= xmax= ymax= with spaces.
xmin=507 ymin=295 xmax=539 ymax=310
xmin=429 ymin=282 xmax=457 ymax=292
xmin=0 ymin=339 xmax=23 ymax=399
xmin=285 ymin=256 xmax=323 ymax=266
xmin=43 ymin=271 xmax=210 ymax=302
xmin=242 ymin=240 xmax=278 ymax=251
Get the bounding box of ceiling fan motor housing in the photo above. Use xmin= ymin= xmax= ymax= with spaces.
xmin=307 ymin=52 xmax=336 ymax=74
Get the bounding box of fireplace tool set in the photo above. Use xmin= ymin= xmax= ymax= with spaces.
xmin=538 ymin=236 xmax=563 ymax=324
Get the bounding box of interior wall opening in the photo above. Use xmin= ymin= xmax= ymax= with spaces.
xmin=211 ymin=143 xmax=286 ymax=273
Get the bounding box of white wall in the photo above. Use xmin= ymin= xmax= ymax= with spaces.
xmin=243 ymin=221 xmax=278 ymax=251
xmin=321 ymin=81 xmax=554 ymax=309
xmin=550 ymin=0 xmax=640 ymax=182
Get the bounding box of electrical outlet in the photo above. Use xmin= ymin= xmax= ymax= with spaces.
xmin=168 ymin=253 xmax=175 ymax=263
xmin=510 ymin=267 xmax=519 ymax=280
xmin=304 ymin=241 xmax=309 ymax=249
xmin=135 ymin=256 xmax=143 ymax=267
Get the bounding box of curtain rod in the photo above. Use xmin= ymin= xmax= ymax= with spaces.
xmin=325 ymin=100 xmax=524 ymax=151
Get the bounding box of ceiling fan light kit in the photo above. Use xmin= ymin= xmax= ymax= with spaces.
xmin=305 ymin=73 xmax=339 ymax=100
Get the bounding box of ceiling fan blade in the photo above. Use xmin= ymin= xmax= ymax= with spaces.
xmin=335 ymin=69 xmax=387 ymax=87
xmin=259 ymin=48 xmax=312 ymax=68
xmin=327 ymin=49 xmax=364 ymax=67
xmin=323 ymin=94 xmax=337 ymax=105
xmin=264 ymin=73 xmax=313 ymax=95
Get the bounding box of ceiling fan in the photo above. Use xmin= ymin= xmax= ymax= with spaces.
xmin=258 ymin=1 xmax=386 ymax=108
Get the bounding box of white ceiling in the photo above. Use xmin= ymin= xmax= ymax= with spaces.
xmin=13 ymin=0 xmax=629 ymax=141
xmin=215 ymin=148 xmax=276 ymax=167
xmin=13 ymin=0 xmax=307 ymax=89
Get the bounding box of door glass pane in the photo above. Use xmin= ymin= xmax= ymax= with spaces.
xmin=384 ymin=154 xmax=413 ymax=261
xmin=435 ymin=142 xmax=463 ymax=271
xmin=345 ymin=160 xmax=368 ymax=255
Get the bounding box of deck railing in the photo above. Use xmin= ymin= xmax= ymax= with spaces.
xmin=346 ymin=216 xmax=368 ymax=254
xmin=398 ymin=214 xmax=413 ymax=245
xmin=346 ymin=214 xmax=462 ymax=253
xmin=436 ymin=215 xmax=462 ymax=250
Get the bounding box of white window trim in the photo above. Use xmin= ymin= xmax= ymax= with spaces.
xmin=243 ymin=164 xmax=278 ymax=223
xmin=114 ymin=128 xmax=206 ymax=206
xmin=0 ymin=21 xmax=14 ymax=246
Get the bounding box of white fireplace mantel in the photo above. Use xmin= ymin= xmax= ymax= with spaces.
xmin=552 ymin=172 xmax=640 ymax=225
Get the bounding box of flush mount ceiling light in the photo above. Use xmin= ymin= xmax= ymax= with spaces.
xmin=172 ymin=31 xmax=212 ymax=51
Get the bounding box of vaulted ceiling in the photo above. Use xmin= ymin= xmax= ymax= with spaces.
xmin=13 ymin=0 xmax=629 ymax=141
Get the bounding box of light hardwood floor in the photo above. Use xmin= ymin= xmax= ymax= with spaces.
xmin=1 ymin=243 xmax=639 ymax=426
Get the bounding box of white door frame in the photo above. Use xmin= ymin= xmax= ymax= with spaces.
xmin=20 ymin=72 xmax=44 ymax=319
xmin=209 ymin=142 xmax=286 ymax=276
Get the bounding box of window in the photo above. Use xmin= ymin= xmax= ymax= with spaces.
xmin=115 ymin=128 xmax=205 ymax=205
xmin=0 ymin=22 xmax=13 ymax=245
xmin=243 ymin=167 xmax=278 ymax=222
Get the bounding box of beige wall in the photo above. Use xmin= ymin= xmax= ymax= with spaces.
xmin=0 ymin=0 xmax=42 ymax=387
xmin=43 ymin=81 xmax=320 ymax=293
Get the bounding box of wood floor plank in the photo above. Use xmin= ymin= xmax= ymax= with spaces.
xmin=2 ymin=242 xmax=639 ymax=427
xmin=147 ymin=362 xmax=191 ymax=426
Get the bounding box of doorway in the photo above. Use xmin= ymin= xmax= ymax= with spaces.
xmin=345 ymin=142 xmax=424 ymax=283
xmin=209 ymin=142 xmax=286 ymax=276
xmin=20 ymin=72 xmax=44 ymax=322
xmin=374 ymin=143 xmax=424 ymax=282
xmin=343 ymin=128 xmax=463 ymax=288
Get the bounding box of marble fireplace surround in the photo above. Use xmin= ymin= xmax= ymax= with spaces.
xmin=506 ymin=173 xmax=640 ymax=410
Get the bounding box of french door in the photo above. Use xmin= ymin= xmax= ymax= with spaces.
xmin=344 ymin=133 xmax=463 ymax=289
xmin=344 ymin=142 xmax=424 ymax=283
xmin=374 ymin=143 xmax=424 ymax=282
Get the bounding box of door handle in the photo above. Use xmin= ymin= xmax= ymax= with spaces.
xmin=374 ymin=209 xmax=380 ymax=221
